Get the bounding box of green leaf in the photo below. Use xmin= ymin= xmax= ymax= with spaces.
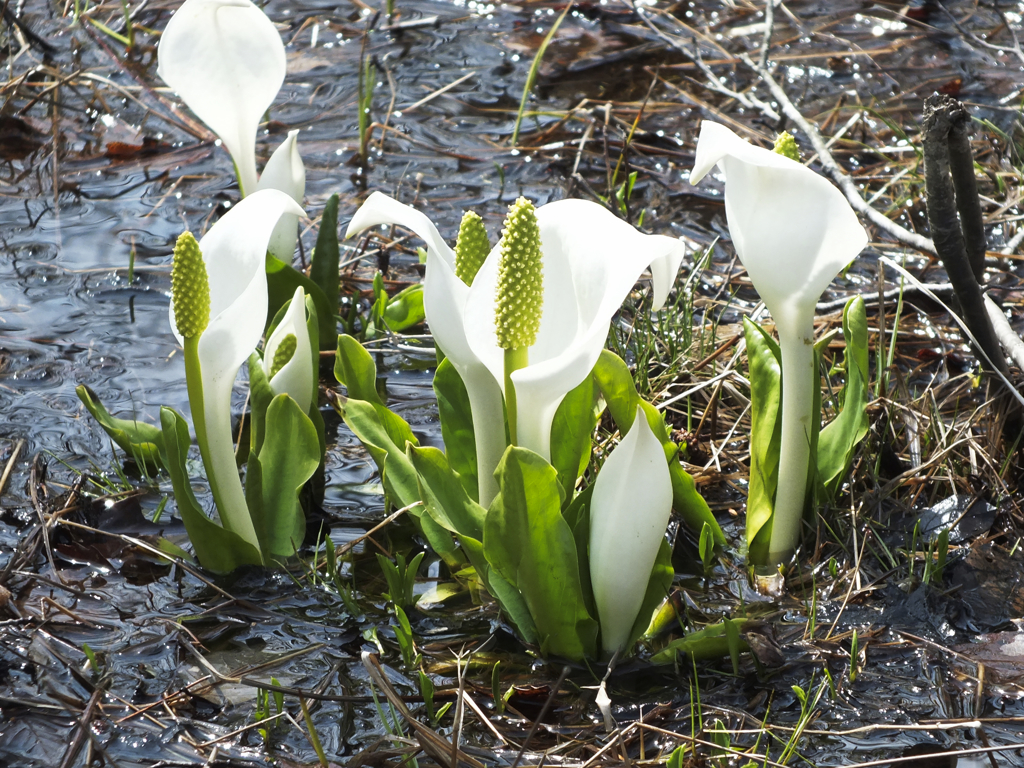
xmin=335 ymin=334 xmax=385 ymax=408
xmin=461 ymin=535 xmax=539 ymax=645
xmin=159 ymin=407 xmax=262 ymax=572
xmin=817 ymin=296 xmax=870 ymax=499
xmin=483 ymin=447 xmax=597 ymax=660
xmin=433 ymin=358 xmax=478 ymax=501
xmin=248 ymin=394 xmax=319 ymax=560
xmin=744 ymin=318 xmax=783 ymax=566
xmin=408 ymin=445 xmax=486 ymax=541
xmin=334 ymin=395 xmax=463 ymax=568
xmin=626 ymin=538 xmax=674 ymax=650
xmin=303 ymin=294 xmax=328 ymax=502
xmin=383 ymin=283 xmax=426 ymax=332
xmin=76 ymin=385 xmax=163 ymax=470
xmin=266 ymin=253 xmax=335 ymax=350
xmin=565 ymin=482 xmax=596 ymax=618
xmin=591 ymin=349 xmax=640 ymax=430
xmin=247 ymin=352 xmax=276 ymax=457
xmin=649 ymin=619 xmax=750 ymax=665
xmin=550 ymin=374 xmax=596 ymax=500
xmin=310 ymin=194 xmax=340 ymax=312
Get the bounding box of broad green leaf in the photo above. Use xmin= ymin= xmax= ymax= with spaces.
xmin=592 ymin=350 xmax=640 ymax=429
xmin=592 ymin=351 xmax=723 ymax=545
xmin=383 ymin=283 xmax=426 ymax=332
xmin=649 ymin=619 xmax=750 ymax=665
xmin=335 ymin=334 xmax=385 ymax=408
xmin=159 ymin=407 xmax=262 ymax=572
xmin=744 ymin=318 xmax=782 ymax=565
xmin=266 ymin=253 xmax=335 ymax=349
xmin=565 ymin=482 xmax=596 ymax=617
xmin=334 ymin=396 xmax=463 ymax=568
xmin=626 ymin=538 xmax=674 ymax=650
xmin=433 ymin=358 xmax=478 ymax=501
xmin=249 ymin=394 xmax=319 ymax=560
xmin=365 ymin=272 xmax=387 ymax=341
xmin=77 ymin=385 xmax=163 ymax=470
xmin=483 ymin=447 xmax=597 ymax=660
xmin=817 ymin=297 xmax=870 ymax=499
xmin=310 ymin=193 xmax=340 ymax=312
xmin=460 ymin=534 xmax=539 ymax=645
xmin=408 ymin=445 xmax=486 ymax=540
xmin=247 ymin=352 xmax=275 ymax=457
xmin=550 ymin=375 xmax=596 ymax=500
xmin=303 ymin=294 xmax=328 ymax=501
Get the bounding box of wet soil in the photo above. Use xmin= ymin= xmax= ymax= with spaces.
xmin=3 ymin=0 xmax=1024 ymax=766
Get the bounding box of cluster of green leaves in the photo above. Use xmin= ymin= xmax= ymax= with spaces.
xmin=332 ymin=335 xmax=723 ymax=660
xmin=79 ymin=296 xmax=325 ymax=572
xmin=745 ymin=297 xmax=871 ymax=565
xmin=77 ymin=194 xmax=427 ymax=571
xmin=164 ymin=294 xmax=324 ymax=571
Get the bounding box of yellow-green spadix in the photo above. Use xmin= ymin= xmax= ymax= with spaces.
xmin=169 ymin=188 xmax=305 ymax=551
xmin=690 ymin=120 xmax=868 ymax=564
xmin=262 ymin=285 xmax=314 ymax=413
xmin=346 ymin=192 xmax=685 ymax=507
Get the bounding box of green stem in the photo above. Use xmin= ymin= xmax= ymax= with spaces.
xmin=503 ymin=347 xmax=528 ymax=445
xmin=183 ymin=336 xmax=262 ymax=556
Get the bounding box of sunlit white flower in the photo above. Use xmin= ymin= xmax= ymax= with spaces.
xmin=691 ymin=120 xmax=868 ymax=563
xmin=170 ymin=188 xmax=305 ymax=549
xmin=263 ymin=285 xmax=314 ymax=414
xmin=589 ymin=409 xmax=673 ymax=655
xmin=257 ymin=130 xmax=306 ymax=259
xmin=347 ymin=193 xmax=685 ymax=505
xmin=157 ymin=0 xmax=286 ymax=197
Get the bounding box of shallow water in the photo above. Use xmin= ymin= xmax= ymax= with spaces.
xmin=3 ymin=0 xmax=1024 ymax=765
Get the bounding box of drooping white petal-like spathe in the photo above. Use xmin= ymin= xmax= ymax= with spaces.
xmin=257 ymin=130 xmax=306 ymax=260
xmin=464 ymin=199 xmax=685 ymax=461
xmin=170 ymin=189 xmax=305 ymax=547
xmin=157 ymin=0 xmax=286 ymax=197
xmin=346 ymin=192 xmax=507 ymax=506
xmin=589 ymin=408 xmax=673 ymax=655
xmin=691 ymin=121 xmax=867 ymax=332
xmin=691 ymin=120 xmax=868 ymax=563
xmin=264 ymin=286 xmax=314 ymax=414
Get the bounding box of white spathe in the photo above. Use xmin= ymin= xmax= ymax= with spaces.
xmin=691 ymin=120 xmax=868 ymax=562
xmin=464 ymin=199 xmax=685 ymax=463
xmin=264 ymin=286 xmax=314 ymax=414
xmin=346 ymin=193 xmax=685 ymax=506
xmin=157 ymin=0 xmax=286 ymax=197
xmin=346 ymin=193 xmax=507 ymax=507
xmin=589 ymin=408 xmax=673 ymax=655
xmin=257 ymin=130 xmax=306 ymax=260
xmin=170 ymin=189 xmax=305 ymax=548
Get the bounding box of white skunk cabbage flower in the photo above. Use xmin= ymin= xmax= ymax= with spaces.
xmin=263 ymin=285 xmax=314 ymax=414
xmin=157 ymin=0 xmax=286 ymax=197
xmin=464 ymin=199 xmax=684 ymax=464
xmin=346 ymin=193 xmax=684 ymax=506
xmin=690 ymin=120 xmax=868 ymax=563
xmin=589 ymin=408 xmax=673 ymax=655
xmin=170 ymin=189 xmax=305 ymax=549
xmin=257 ymin=129 xmax=306 ymax=260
